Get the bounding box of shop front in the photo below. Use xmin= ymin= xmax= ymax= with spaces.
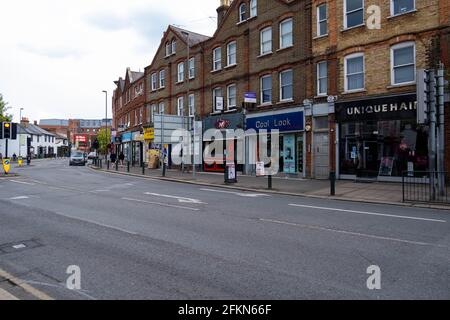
xmin=120 ymin=132 xmax=132 ymax=162
xmin=202 ymin=112 xmax=245 ymax=173
xmin=131 ymin=131 xmax=143 ymax=166
xmin=336 ymin=93 xmax=428 ymax=181
xmin=245 ymin=107 xmax=305 ymax=176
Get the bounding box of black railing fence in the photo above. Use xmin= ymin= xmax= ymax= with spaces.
xmin=403 ymin=171 xmax=450 ymax=204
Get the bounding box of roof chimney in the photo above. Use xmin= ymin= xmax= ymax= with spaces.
xmin=34 ymin=120 xmax=38 ymax=125
xmin=21 ymin=117 xmax=29 ymax=127
xmin=217 ymin=0 xmax=231 ymax=28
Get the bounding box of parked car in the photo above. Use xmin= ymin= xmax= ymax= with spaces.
xmin=87 ymin=152 xmax=97 ymax=160
xmin=69 ymin=151 xmax=86 ymax=166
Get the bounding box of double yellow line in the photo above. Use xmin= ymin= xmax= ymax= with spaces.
xmin=0 ymin=268 xmax=54 ymax=300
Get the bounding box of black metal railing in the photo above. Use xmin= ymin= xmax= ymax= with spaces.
xmin=403 ymin=171 xmax=450 ymax=204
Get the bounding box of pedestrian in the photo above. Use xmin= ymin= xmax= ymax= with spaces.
xmin=12 ymin=153 xmax=17 ymax=161
xmin=110 ymin=152 xmax=117 ymax=164
xmin=119 ymin=152 xmax=125 ymax=165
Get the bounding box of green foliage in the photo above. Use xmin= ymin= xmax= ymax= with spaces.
xmin=0 ymin=94 xmax=12 ymax=122
xmin=96 ymin=128 xmax=111 ymax=154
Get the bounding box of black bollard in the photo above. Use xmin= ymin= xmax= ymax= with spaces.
xmin=127 ymin=161 xmax=130 ymax=172
xmin=115 ymin=160 xmax=118 ymax=171
xmin=330 ymin=171 xmax=336 ymax=196
xmin=268 ymin=175 xmax=272 ymax=190
xmin=142 ymin=162 xmax=145 ymax=175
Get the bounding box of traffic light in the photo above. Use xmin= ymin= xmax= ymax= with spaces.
xmin=1 ymin=122 xmax=18 ymax=140
xmin=2 ymin=122 xmax=11 ymax=139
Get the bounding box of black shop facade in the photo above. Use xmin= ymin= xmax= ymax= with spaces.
xmin=335 ymin=93 xmax=429 ymax=181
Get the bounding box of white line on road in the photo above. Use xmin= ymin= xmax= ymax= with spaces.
xmin=200 ymin=188 xmax=271 ymax=198
xmin=0 ymin=287 xmax=19 ymax=300
xmin=123 ymin=197 xmax=200 ymax=211
xmin=288 ymin=204 xmax=446 ymax=223
xmin=9 ymin=196 xmax=30 ymax=200
xmin=9 ymin=180 xmax=35 ymax=186
xmin=260 ymin=218 xmax=448 ymax=248
xmin=55 ymin=212 xmax=139 ymax=236
xmin=144 ymin=192 xmax=206 ymax=204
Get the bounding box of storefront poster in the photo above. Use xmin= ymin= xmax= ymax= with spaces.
xmin=283 ymin=135 xmax=296 ymax=174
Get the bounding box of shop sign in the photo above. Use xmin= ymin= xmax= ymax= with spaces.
xmin=121 ymin=132 xmax=132 ymax=143
xmin=244 ymin=92 xmax=257 ymax=104
xmin=132 ymin=131 xmax=144 ymax=142
xmin=246 ymin=111 xmax=304 ymax=132
xmin=215 ymin=119 xmax=231 ymax=129
xmin=203 ymin=113 xmax=244 ymax=131
xmin=335 ymin=94 xmax=417 ymax=122
xmin=144 ymin=128 xmax=154 ymax=141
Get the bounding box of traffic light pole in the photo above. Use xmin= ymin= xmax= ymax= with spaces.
xmin=5 ymin=138 xmax=8 ymax=158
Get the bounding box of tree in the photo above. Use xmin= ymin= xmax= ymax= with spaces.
xmin=96 ymin=128 xmax=111 ymax=155
xmin=0 ymin=94 xmax=12 ymax=122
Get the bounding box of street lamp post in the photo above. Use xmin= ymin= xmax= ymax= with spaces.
xmin=102 ymin=90 xmax=108 ymax=162
xmin=19 ymin=108 xmax=23 ymax=158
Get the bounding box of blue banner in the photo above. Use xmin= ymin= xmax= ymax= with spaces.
xmin=246 ymin=111 xmax=304 ymax=132
xmin=121 ymin=132 xmax=132 ymax=143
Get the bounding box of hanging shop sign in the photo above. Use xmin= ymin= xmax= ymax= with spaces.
xmin=144 ymin=128 xmax=155 ymax=141
xmin=335 ymin=94 xmax=417 ymax=122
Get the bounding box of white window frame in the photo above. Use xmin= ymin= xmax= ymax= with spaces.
xmin=159 ymin=70 xmax=165 ymax=88
xmin=260 ymin=27 xmax=272 ymax=55
xmin=260 ymin=74 xmax=272 ymax=105
xmin=150 ymin=104 xmax=157 ymax=123
xmin=165 ymin=42 xmax=171 ymax=56
xmin=344 ymin=0 xmax=365 ymax=29
xmin=239 ymin=3 xmax=247 ymax=22
xmin=390 ymin=0 xmax=415 ymax=16
xmin=317 ymin=61 xmax=328 ymax=96
xmin=151 ymin=73 xmax=157 ymax=91
xmin=279 ymin=69 xmax=293 ymax=101
xmin=227 ymin=84 xmax=237 ymax=110
xmin=227 ymin=41 xmax=237 ymax=66
xmin=344 ymin=52 xmax=365 ymax=92
xmin=391 ymin=42 xmax=416 ymax=86
xmin=213 ymin=87 xmax=223 ymax=112
xmin=188 ymin=94 xmax=195 ymax=117
xmin=177 ymin=96 xmax=184 ymax=116
xmin=279 ymin=18 xmax=293 ymax=49
xmin=171 ymin=39 xmax=176 ymax=54
xmin=250 ymin=0 xmax=257 ymax=17
xmin=177 ymin=62 xmax=185 ymax=83
xmin=213 ymin=47 xmax=222 ymax=71
xmin=317 ymin=4 xmax=328 ymax=37
xmin=159 ymin=102 xmax=165 ymax=115
xmin=188 ymin=57 xmax=195 ymax=79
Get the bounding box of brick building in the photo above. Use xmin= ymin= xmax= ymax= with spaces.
xmin=308 ymin=0 xmax=449 ymax=180
xmin=111 ymin=0 xmax=449 ymax=179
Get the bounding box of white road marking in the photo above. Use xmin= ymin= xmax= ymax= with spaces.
xmin=200 ymin=188 xmax=270 ymax=198
xmin=144 ymin=192 xmax=206 ymax=204
xmin=55 ymin=212 xmax=139 ymax=235
xmin=9 ymin=196 xmax=29 ymax=200
xmin=12 ymin=244 xmax=26 ymax=249
xmin=0 ymin=287 xmax=19 ymax=300
xmin=123 ymin=197 xmax=200 ymax=211
xmin=9 ymin=180 xmax=35 ymax=186
xmin=288 ymin=204 xmax=447 ymax=223
xmin=260 ymin=218 xmax=447 ymax=248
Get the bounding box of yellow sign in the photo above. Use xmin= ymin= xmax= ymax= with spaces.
xmin=144 ymin=128 xmax=154 ymax=141
xmin=2 ymin=158 xmax=11 ymax=174
xmin=18 ymin=157 xmax=23 ymax=167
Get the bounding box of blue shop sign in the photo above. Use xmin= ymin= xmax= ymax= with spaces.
xmin=246 ymin=111 xmax=304 ymax=132
xmin=121 ymin=132 xmax=132 ymax=143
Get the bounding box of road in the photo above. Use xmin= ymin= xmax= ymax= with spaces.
xmin=0 ymin=159 xmax=449 ymax=300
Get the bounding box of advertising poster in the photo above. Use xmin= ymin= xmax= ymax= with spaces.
xmin=283 ymin=135 xmax=296 ymax=174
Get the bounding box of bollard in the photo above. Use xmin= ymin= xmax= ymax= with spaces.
xmin=268 ymin=175 xmax=272 ymax=190
xmin=116 ymin=160 xmax=119 ymax=171
xmin=142 ymin=162 xmax=145 ymax=175
xmin=99 ymin=159 xmax=102 ymax=169
xmin=330 ymin=171 xmax=336 ymax=196
xmin=162 ymin=160 xmax=166 ymax=177
xmin=107 ymin=160 xmax=110 ymax=170
xmin=127 ymin=161 xmax=130 ymax=173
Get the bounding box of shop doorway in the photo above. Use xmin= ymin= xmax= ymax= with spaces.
xmin=314 ymin=133 xmax=329 ymax=179
xmin=361 ymin=141 xmax=379 ymax=177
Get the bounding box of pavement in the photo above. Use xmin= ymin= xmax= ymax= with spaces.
xmin=91 ymin=162 xmax=448 ymax=209
xmin=0 ymin=159 xmax=449 ymax=300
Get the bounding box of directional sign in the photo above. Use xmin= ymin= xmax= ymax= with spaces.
xmin=2 ymin=158 xmax=11 ymax=174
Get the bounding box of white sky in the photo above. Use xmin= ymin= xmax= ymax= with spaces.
xmin=0 ymin=0 xmax=218 ymax=123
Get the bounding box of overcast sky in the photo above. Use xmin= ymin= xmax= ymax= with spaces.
xmin=0 ymin=0 xmax=218 ymax=123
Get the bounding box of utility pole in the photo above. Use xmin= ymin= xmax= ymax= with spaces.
xmin=429 ymin=70 xmax=437 ymax=200
xmin=19 ymin=108 xmax=23 ymax=159
xmin=102 ymin=90 xmax=108 ymax=162
xmin=437 ymin=63 xmax=446 ymax=195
